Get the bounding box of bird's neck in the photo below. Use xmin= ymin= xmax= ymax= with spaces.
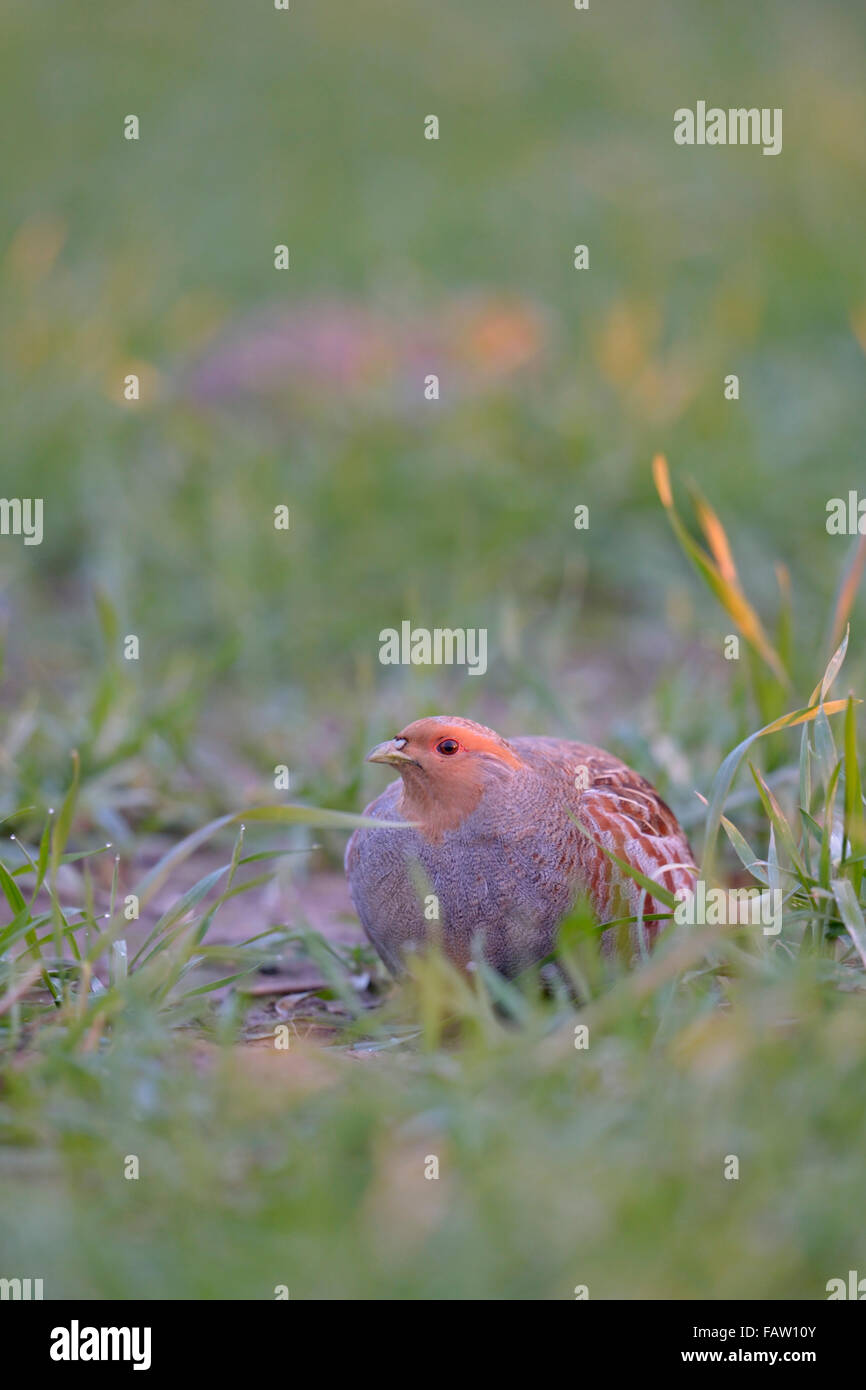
xmin=398 ymin=766 xmax=486 ymax=840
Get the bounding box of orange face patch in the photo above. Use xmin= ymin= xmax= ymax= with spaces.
xmin=398 ymin=718 xmax=524 ymax=769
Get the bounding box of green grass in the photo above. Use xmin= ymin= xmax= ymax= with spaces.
xmin=2 ymin=0 xmax=866 ymax=697
xmin=2 ymin=953 xmax=866 ymax=1299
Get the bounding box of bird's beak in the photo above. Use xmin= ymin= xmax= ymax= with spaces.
xmin=366 ymin=738 xmax=416 ymax=768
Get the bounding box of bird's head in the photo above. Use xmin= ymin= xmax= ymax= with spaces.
xmin=366 ymin=716 xmax=524 ymax=836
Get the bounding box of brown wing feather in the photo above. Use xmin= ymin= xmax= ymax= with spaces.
xmin=577 ymin=776 xmax=696 ymax=930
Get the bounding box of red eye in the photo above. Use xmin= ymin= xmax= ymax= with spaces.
xmin=436 ymin=738 xmax=460 ymax=755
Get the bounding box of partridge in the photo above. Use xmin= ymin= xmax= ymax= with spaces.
xmin=345 ymin=716 xmax=696 ymax=977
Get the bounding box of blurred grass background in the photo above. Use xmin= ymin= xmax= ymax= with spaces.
xmin=3 ymin=0 xmax=865 ymax=701
xmin=1 ymin=0 xmax=866 ymax=1299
